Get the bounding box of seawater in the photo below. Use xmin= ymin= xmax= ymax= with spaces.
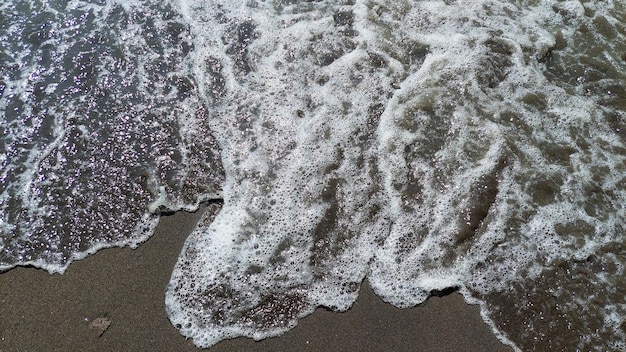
xmin=1 ymin=0 xmax=625 ymax=351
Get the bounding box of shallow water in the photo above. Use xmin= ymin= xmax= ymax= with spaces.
xmin=2 ymin=1 xmax=625 ymax=351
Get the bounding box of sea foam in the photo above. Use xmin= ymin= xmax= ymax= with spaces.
xmin=1 ymin=0 xmax=625 ymax=350
xmin=164 ymin=0 xmax=626 ymax=350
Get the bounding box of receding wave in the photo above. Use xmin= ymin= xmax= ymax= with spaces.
xmin=1 ymin=1 xmax=625 ymax=351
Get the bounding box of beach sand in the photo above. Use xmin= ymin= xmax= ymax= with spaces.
xmin=0 ymin=207 xmax=513 ymax=352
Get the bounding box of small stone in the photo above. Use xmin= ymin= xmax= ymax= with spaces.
xmin=89 ymin=317 xmax=112 ymax=337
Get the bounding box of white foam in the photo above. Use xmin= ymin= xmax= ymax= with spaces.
xmin=166 ymin=0 xmax=626 ymax=349
xmin=2 ymin=0 xmax=625 ymax=350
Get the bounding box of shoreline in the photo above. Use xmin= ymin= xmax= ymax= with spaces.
xmin=0 ymin=208 xmax=512 ymax=352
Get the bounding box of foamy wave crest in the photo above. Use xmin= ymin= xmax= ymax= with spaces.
xmin=2 ymin=0 xmax=625 ymax=350
xmin=165 ymin=0 xmax=626 ymax=350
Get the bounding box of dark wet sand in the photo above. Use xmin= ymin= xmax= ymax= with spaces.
xmin=0 ymin=208 xmax=513 ymax=352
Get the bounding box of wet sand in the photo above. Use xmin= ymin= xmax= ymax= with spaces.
xmin=0 ymin=208 xmax=513 ymax=352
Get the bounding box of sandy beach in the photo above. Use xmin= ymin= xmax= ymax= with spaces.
xmin=0 ymin=207 xmax=513 ymax=352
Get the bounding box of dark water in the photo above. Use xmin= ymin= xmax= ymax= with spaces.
xmin=1 ymin=1 xmax=625 ymax=351
xmin=0 ymin=0 xmax=223 ymax=271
